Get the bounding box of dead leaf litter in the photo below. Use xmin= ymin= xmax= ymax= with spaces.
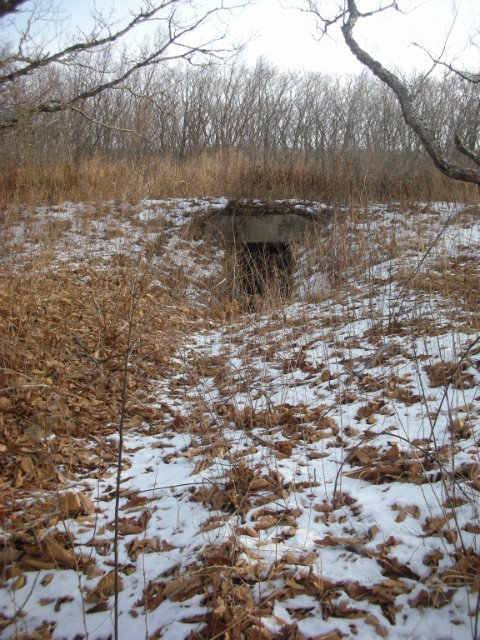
xmin=0 ymin=199 xmax=479 ymax=639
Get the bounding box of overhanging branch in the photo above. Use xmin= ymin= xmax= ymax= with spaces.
xmin=0 ymin=0 xmax=249 ymax=131
xmin=341 ymin=0 xmax=480 ymax=186
xmin=0 ymin=1 xmax=179 ymax=85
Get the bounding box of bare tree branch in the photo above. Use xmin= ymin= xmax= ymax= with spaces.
xmin=414 ymin=44 xmax=480 ymax=84
xmin=68 ymin=104 xmax=151 ymax=140
xmin=301 ymin=0 xmax=346 ymax=38
xmin=338 ymin=0 xmax=480 ymax=186
xmin=0 ymin=1 xmax=180 ymax=85
xmin=413 ymin=8 xmax=480 ymax=87
xmin=455 ymin=133 xmax=480 ymax=167
xmin=0 ymin=0 xmax=249 ymax=131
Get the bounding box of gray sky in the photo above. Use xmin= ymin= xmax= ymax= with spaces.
xmin=3 ymin=0 xmax=479 ymax=75
xmin=235 ymin=0 xmax=480 ymax=74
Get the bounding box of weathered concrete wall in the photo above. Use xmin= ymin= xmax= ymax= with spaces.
xmin=209 ymin=213 xmax=316 ymax=244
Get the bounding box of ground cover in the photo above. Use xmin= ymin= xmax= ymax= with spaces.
xmin=0 ymin=198 xmax=479 ymax=639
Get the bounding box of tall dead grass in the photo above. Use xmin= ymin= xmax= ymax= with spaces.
xmin=0 ymin=150 xmax=476 ymax=206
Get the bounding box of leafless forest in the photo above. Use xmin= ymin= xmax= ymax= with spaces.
xmin=1 ymin=59 xmax=479 ymax=204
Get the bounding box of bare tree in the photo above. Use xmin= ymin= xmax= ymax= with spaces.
xmin=304 ymin=0 xmax=480 ymax=186
xmin=0 ymin=0 xmax=248 ymax=131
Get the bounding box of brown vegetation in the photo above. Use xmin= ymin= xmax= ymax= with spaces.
xmin=0 ymin=150 xmax=475 ymax=207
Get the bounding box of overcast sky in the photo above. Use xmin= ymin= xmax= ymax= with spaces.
xmin=3 ymin=0 xmax=479 ymax=75
xmin=234 ymin=0 xmax=479 ymax=74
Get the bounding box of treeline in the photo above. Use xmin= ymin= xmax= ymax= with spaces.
xmin=1 ymin=59 xmax=479 ymax=203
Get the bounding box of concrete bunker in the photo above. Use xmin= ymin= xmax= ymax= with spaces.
xmin=209 ymin=201 xmax=325 ymax=305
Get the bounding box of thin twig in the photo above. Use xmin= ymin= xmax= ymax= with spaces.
xmin=113 ymin=279 xmax=138 ymax=640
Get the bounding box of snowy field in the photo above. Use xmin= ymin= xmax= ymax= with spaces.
xmin=0 ymin=198 xmax=479 ymax=639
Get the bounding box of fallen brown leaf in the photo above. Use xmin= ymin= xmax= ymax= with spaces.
xmin=87 ymin=571 xmax=123 ymax=601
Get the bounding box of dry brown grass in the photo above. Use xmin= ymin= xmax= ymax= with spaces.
xmin=0 ymin=150 xmax=476 ymax=206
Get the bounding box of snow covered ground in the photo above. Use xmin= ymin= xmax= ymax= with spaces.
xmin=1 ymin=199 xmax=479 ymax=639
